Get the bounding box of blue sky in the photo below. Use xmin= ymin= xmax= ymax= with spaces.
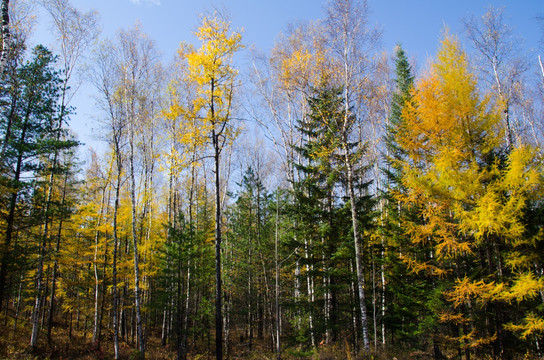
xmin=32 ymin=0 xmax=544 ymax=152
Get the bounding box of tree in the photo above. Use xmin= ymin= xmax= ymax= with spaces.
xmin=0 ymin=43 xmax=78 ymax=349
xmin=0 ymin=45 xmax=72 ymax=315
xmin=398 ymin=33 xmax=502 ymax=356
xmin=396 ymin=33 xmax=544 ymax=357
xmin=39 ymin=0 xmax=99 ymax=343
xmin=91 ymin=39 xmax=125 ymax=359
xmin=250 ymin=23 xmax=332 ymax=338
xmin=0 ymin=0 xmax=10 ymax=74
xmin=325 ymin=0 xmax=381 ymax=351
xmin=180 ymin=11 xmax=243 ymax=359
xmin=227 ymin=166 xmax=272 ymax=351
xmin=287 ymin=82 xmax=374 ymax=352
xmin=464 ymin=6 xmax=529 ymax=150
xmin=250 ymin=20 xmax=330 ymax=187
xmin=381 ymin=45 xmax=430 ymax=350
xmin=118 ymin=25 xmax=161 ymax=359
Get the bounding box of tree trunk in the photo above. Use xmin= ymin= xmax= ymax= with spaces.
xmin=29 ymin=107 xmax=51 ymax=350
xmin=180 ymin=156 xmax=196 ymax=360
xmin=0 ymin=0 xmax=9 ymax=75
xmin=30 ymin=211 xmax=48 ymax=349
xmin=275 ymin=189 xmax=281 ymax=360
xmin=304 ymin=238 xmax=315 ymax=348
xmin=214 ymin=129 xmax=223 ymax=360
xmin=46 ymin=173 xmax=69 ymax=344
xmin=92 ymin=180 xmax=109 ymax=345
xmin=112 ymin=151 xmax=122 ymax=360
xmin=248 ymin=203 xmax=253 ymax=351
xmin=344 ymin=142 xmax=370 ymax=353
xmin=129 ymin=108 xmax=145 ymax=359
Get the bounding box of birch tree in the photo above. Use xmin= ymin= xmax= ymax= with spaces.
xmin=91 ymin=40 xmax=125 ymax=359
xmin=325 ymin=0 xmax=381 ymax=351
xmin=464 ymin=6 xmax=529 ymax=150
xmin=40 ymin=0 xmax=99 ymax=343
xmin=116 ymin=24 xmax=161 ymax=359
xmin=0 ymin=0 xmax=10 ymax=74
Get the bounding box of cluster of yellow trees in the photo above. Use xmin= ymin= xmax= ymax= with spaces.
xmin=393 ymin=35 xmax=543 ymax=357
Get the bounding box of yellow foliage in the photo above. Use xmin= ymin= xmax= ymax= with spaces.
xmin=467 ymin=332 xmax=497 ymax=349
xmin=172 ymin=11 xmax=243 ymax=162
xmin=500 ymin=272 xmax=544 ymax=303
xmin=504 ymin=251 xmax=538 ymax=271
xmin=271 ymin=21 xmax=332 ymax=93
xmin=446 ymin=277 xmax=497 ymax=308
xmin=404 ymin=257 xmax=450 ymax=277
xmin=439 ymin=311 xmax=469 ymax=325
xmin=505 ymin=313 xmax=544 ymax=339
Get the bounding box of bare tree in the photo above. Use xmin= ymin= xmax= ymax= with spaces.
xmin=38 ymin=0 xmax=100 ymax=344
xmin=116 ymin=24 xmax=161 ymax=359
xmin=464 ymin=6 xmax=529 ymax=150
xmin=91 ymin=39 xmax=126 ymax=360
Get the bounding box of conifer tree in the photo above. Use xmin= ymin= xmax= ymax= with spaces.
xmin=288 ymin=82 xmax=374 ymax=349
xmin=381 ymin=45 xmax=432 ymax=350
xmin=0 ymin=45 xmax=76 ymax=315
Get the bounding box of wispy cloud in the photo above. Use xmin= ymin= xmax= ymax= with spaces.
xmin=129 ymin=0 xmax=161 ymax=6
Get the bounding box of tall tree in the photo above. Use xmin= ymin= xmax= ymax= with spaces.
xmin=0 ymin=45 xmax=70 ymax=313
xmin=91 ymin=39 xmax=126 ymax=359
xmin=118 ymin=24 xmax=161 ymax=359
xmin=0 ymin=44 xmax=77 ymax=350
xmin=39 ymin=0 xmax=99 ymax=343
xmin=381 ymin=44 xmax=426 ymax=350
xmin=325 ymin=0 xmax=381 ymax=351
xmin=180 ymin=11 xmax=243 ymax=360
xmin=250 ymin=22 xmax=331 ymax=332
xmin=396 ymin=33 xmax=544 ymax=357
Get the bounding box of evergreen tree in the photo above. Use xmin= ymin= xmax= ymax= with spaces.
xmin=381 ymin=45 xmax=433 ymax=351
xmin=226 ymin=167 xmax=274 ymax=351
xmin=288 ymin=83 xmax=374 ymax=349
xmin=0 ymin=45 xmax=77 ymax=310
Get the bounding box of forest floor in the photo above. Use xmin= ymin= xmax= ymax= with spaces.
xmin=0 ymin=317 xmax=413 ymax=360
xmin=0 ymin=321 xmax=390 ymax=360
xmin=0 ymin=318 xmax=172 ymax=360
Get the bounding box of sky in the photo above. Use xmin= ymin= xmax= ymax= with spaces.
xmin=30 ymin=0 xmax=544 ymax=155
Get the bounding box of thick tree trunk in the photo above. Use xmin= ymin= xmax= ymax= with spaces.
xmin=348 ymin=162 xmax=370 ymax=351
xmin=210 ymin=74 xmax=223 ymax=360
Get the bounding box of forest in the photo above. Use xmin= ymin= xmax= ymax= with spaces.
xmin=0 ymin=0 xmax=543 ymax=359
